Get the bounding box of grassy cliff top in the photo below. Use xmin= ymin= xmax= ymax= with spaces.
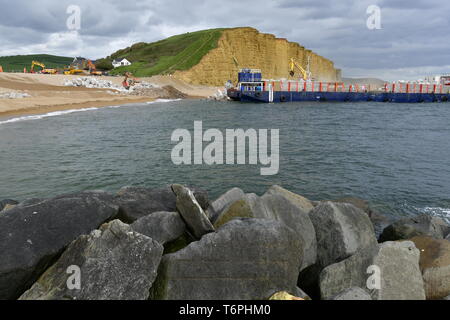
xmin=0 ymin=54 xmax=73 ymax=72
xmin=103 ymin=28 xmax=225 ymax=77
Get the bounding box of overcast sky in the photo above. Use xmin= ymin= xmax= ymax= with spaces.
xmin=0 ymin=0 xmax=449 ymax=81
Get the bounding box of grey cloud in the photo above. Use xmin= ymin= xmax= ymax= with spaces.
xmin=0 ymin=0 xmax=449 ymax=81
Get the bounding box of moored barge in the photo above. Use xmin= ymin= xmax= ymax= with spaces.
xmin=227 ymin=69 xmax=450 ymax=103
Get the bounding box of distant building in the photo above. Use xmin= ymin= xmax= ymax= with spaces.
xmin=112 ymin=58 xmax=132 ymax=68
xmin=72 ymin=57 xmax=87 ymax=69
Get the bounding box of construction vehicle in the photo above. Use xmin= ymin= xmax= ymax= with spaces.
xmin=122 ymin=72 xmax=140 ymax=90
xmin=30 ymin=61 xmax=45 ymax=73
xmin=30 ymin=61 xmax=58 ymax=74
xmin=289 ymin=57 xmax=312 ymax=81
xmin=63 ymin=66 xmax=85 ymax=75
xmin=87 ymin=60 xmax=102 ymax=76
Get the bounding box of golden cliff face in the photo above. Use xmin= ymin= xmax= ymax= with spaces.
xmin=174 ymin=27 xmax=341 ymax=86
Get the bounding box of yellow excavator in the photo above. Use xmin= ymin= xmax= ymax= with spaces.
xmin=289 ymin=57 xmax=312 ymax=81
xmin=63 ymin=66 xmax=85 ymax=75
xmin=30 ymin=61 xmax=58 ymax=74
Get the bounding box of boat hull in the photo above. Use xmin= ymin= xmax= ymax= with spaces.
xmin=227 ymin=89 xmax=450 ymax=103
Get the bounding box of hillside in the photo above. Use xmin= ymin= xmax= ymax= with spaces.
xmin=0 ymin=54 xmax=73 ymax=72
xmin=105 ymin=27 xmax=341 ymax=86
xmin=105 ymin=29 xmax=225 ymax=77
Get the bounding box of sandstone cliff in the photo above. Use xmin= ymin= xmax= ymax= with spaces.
xmin=175 ymin=27 xmax=341 ymax=86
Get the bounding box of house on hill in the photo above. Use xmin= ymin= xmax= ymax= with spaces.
xmin=112 ymin=58 xmax=132 ymax=68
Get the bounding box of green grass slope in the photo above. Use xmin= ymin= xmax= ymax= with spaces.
xmin=0 ymin=54 xmax=73 ymax=72
xmin=105 ymin=28 xmax=225 ymax=77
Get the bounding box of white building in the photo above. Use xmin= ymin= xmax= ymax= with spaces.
xmin=112 ymin=58 xmax=132 ymax=68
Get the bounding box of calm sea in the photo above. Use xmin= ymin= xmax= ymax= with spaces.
xmin=1 ymin=99 xmax=449 ymax=221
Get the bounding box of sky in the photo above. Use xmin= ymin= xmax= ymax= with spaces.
xmin=0 ymin=0 xmax=449 ymax=81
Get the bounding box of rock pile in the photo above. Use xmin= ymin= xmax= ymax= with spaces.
xmin=63 ymin=77 xmax=186 ymax=99
xmin=1 ymin=185 xmax=449 ymax=300
xmin=63 ymin=77 xmax=160 ymax=93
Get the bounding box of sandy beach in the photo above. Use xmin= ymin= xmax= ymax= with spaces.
xmin=0 ymin=73 xmax=219 ymax=118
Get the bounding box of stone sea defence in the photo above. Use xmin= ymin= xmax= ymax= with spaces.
xmin=0 ymin=185 xmax=449 ymax=300
xmin=175 ymin=27 xmax=341 ymax=86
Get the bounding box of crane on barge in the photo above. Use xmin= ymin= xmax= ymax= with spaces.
xmin=289 ymin=57 xmax=312 ymax=81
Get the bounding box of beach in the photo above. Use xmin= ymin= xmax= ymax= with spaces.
xmin=0 ymin=73 xmax=219 ymax=118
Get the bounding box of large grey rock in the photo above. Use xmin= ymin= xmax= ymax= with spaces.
xmin=114 ymin=186 xmax=177 ymax=223
xmin=332 ymin=197 xmax=392 ymax=237
xmin=207 ymin=188 xmax=246 ymax=223
xmin=446 ymin=234 xmax=450 ymax=242
xmin=20 ymin=220 xmax=163 ymax=300
xmin=330 ymin=287 xmax=372 ymax=300
xmin=115 ymin=185 xmax=209 ymax=224
xmin=213 ymin=193 xmax=271 ymax=228
xmin=131 ymin=211 xmax=186 ymax=245
xmin=379 ymin=214 xmax=446 ymax=242
xmin=260 ymin=193 xmax=317 ymax=271
xmin=319 ymin=241 xmax=426 ymax=300
xmin=318 ymin=246 xmax=377 ymax=300
xmin=171 ymin=184 xmax=214 ymax=239
xmin=410 ymin=236 xmax=450 ymax=300
xmin=213 ymin=191 xmax=317 ymax=271
xmin=309 ymin=201 xmax=378 ymax=269
xmin=0 ymin=199 xmax=18 ymax=212
xmin=298 ymin=202 xmax=377 ymax=299
xmin=265 ymin=185 xmax=314 ymax=214
xmin=150 ymin=218 xmax=303 ymax=300
xmin=0 ymin=191 xmax=119 ymax=300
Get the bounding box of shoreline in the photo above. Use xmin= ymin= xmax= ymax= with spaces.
xmin=0 ymin=95 xmax=204 ymax=120
xmin=0 ymin=73 xmax=217 ymax=120
xmin=0 ymin=97 xmax=156 ymax=119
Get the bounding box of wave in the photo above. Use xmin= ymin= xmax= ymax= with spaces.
xmin=0 ymin=99 xmax=182 ymax=125
xmin=147 ymin=99 xmax=182 ymax=104
xmin=0 ymin=107 xmax=100 ymax=125
xmin=419 ymin=206 xmax=450 ymax=223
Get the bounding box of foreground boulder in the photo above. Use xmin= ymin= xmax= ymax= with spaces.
xmin=150 ymin=218 xmax=303 ymax=300
xmin=213 ymin=189 xmax=317 ymax=271
xmin=20 ymin=220 xmax=163 ymax=300
xmin=319 ymin=241 xmax=425 ymax=300
xmin=379 ymin=214 xmax=446 ymax=242
xmin=410 ymin=236 xmax=450 ymax=300
xmin=332 ymin=197 xmax=392 ymax=237
xmin=329 ymin=287 xmax=372 ymax=300
xmin=298 ymin=202 xmax=378 ymax=298
xmin=0 ymin=191 xmax=119 ymax=300
xmin=207 ymin=188 xmax=246 ymax=223
xmin=130 ymin=211 xmax=186 ymax=245
xmin=115 ymin=185 xmax=209 ymax=224
xmin=213 ymin=193 xmax=270 ymax=228
xmin=114 ymin=186 xmax=177 ymax=223
xmin=0 ymin=199 xmax=18 ymax=212
xmin=260 ymin=192 xmax=317 ymax=271
xmin=172 ymin=184 xmax=215 ymax=239
xmin=308 ymin=201 xmax=378 ymax=269
xmin=265 ymin=185 xmax=314 ymax=214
